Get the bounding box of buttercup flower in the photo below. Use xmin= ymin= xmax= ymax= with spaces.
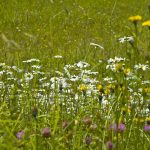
xmin=128 ymin=15 xmax=142 ymax=24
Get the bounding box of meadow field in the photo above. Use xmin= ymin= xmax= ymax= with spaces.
xmin=0 ymin=0 xmax=150 ymax=149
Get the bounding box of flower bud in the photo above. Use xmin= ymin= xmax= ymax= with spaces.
xmin=41 ymin=127 xmax=51 ymax=138
xmin=32 ymin=107 xmax=38 ymax=118
xmin=62 ymin=120 xmax=68 ymax=129
xmin=85 ymin=137 xmax=92 ymax=145
xmin=82 ymin=116 xmax=92 ymax=126
xmin=90 ymin=123 xmax=98 ymax=131
xmin=106 ymin=141 xmax=113 ymax=150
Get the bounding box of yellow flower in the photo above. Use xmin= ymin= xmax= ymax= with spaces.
xmin=114 ymin=133 xmax=121 ymax=141
xmin=123 ymin=68 xmax=131 ymax=76
xmin=97 ymin=84 xmax=103 ymax=91
xmin=144 ymin=87 xmax=150 ymax=93
xmin=115 ymin=63 xmax=123 ymax=72
xmin=121 ymin=107 xmax=131 ymax=114
xmin=134 ymin=117 xmax=144 ymax=123
xmin=79 ymin=84 xmax=88 ymax=91
xmin=139 ymin=118 xmax=145 ymax=123
xmin=142 ymin=20 xmax=150 ymax=27
xmin=128 ymin=15 xmax=142 ymax=23
xmin=104 ymin=88 xmax=110 ymax=95
xmin=146 ymin=117 xmax=150 ymax=122
xmin=119 ymin=85 xmax=125 ymax=91
xmin=107 ymin=84 xmax=115 ymax=90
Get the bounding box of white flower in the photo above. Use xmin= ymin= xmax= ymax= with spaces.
xmin=50 ymin=77 xmax=58 ymax=83
xmin=39 ymin=77 xmax=47 ymax=82
xmin=76 ymin=61 xmax=90 ymax=68
xmin=103 ymin=77 xmax=114 ymax=82
xmin=12 ymin=66 xmax=23 ymax=72
xmin=118 ymin=36 xmax=134 ymax=43
xmin=0 ymin=81 xmax=4 ymax=89
xmin=6 ymin=71 xmax=13 ymax=75
xmin=134 ymin=64 xmax=149 ymax=71
xmin=0 ymin=71 xmax=5 ymax=76
xmin=142 ymin=80 xmax=150 ymax=84
xmin=138 ymin=88 xmax=143 ymax=92
xmin=107 ymin=57 xmax=125 ymax=64
xmin=102 ymin=100 xmax=109 ymax=105
xmin=107 ymin=58 xmax=115 ymax=63
xmin=99 ymin=60 xmax=103 ymax=63
xmin=50 ymin=77 xmax=69 ymax=89
xmin=24 ymin=72 xmax=33 ymax=82
xmin=0 ymin=63 xmax=5 ymax=67
xmin=82 ymin=76 xmax=91 ymax=83
xmin=32 ymin=65 xmax=41 ymax=69
xmin=128 ymin=87 xmax=133 ymax=93
xmin=7 ymin=77 xmax=17 ymax=81
xmin=145 ymin=108 xmax=149 ymax=114
xmin=23 ymin=58 xmax=40 ymax=63
xmin=81 ymin=70 xmax=98 ymax=75
xmin=70 ymin=75 xmax=80 ymax=82
xmin=55 ymin=71 xmax=63 ymax=76
xmin=114 ymin=57 xmax=125 ymax=62
xmin=54 ymin=55 xmax=63 ymax=58
xmin=42 ymin=82 xmax=50 ymax=87
xmin=32 ymin=71 xmax=45 ymax=75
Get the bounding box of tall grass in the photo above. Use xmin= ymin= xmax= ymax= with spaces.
xmin=0 ymin=0 xmax=150 ymax=150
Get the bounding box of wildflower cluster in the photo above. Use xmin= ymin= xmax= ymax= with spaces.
xmin=0 ymin=56 xmax=150 ymax=149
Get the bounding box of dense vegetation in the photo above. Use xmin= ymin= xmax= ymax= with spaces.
xmin=0 ymin=0 xmax=150 ymax=149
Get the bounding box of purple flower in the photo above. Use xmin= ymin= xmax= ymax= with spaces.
xmin=41 ymin=127 xmax=51 ymax=138
xmin=106 ymin=141 xmax=113 ymax=150
xmin=85 ymin=137 xmax=92 ymax=145
xmin=110 ymin=124 xmax=117 ymax=131
xmin=144 ymin=125 xmax=150 ymax=131
xmin=16 ymin=130 xmax=24 ymax=140
xmin=118 ymin=123 xmax=126 ymax=132
xmin=110 ymin=123 xmax=126 ymax=132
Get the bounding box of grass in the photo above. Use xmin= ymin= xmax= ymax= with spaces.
xmin=0 ymin=0 xmax=150 ymax=149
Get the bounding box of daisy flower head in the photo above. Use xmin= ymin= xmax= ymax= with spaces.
xmin=24 ymin=72 xmax=34 ymax=82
